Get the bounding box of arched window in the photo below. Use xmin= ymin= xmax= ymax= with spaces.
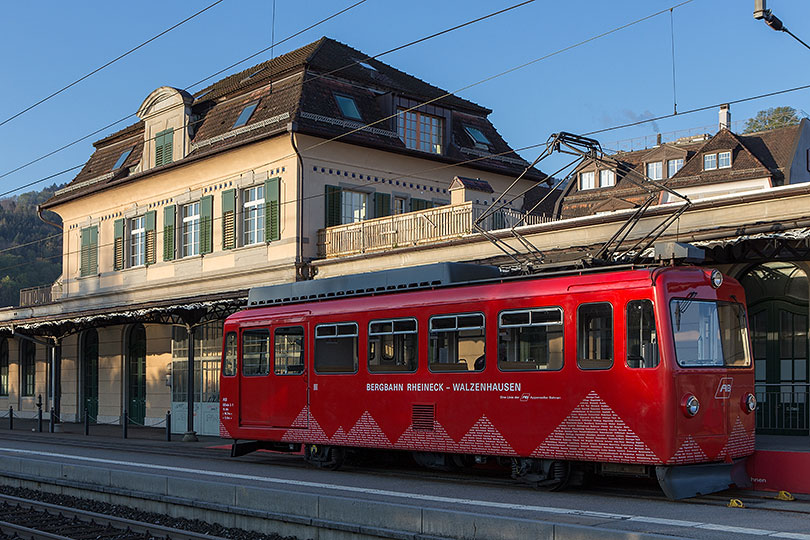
xmin=0 ymin=338 xmax=8 ymax=396
xmin=20 ymin=340 xmax=35 ymax=397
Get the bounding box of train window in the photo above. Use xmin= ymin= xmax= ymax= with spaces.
xmin=223 ymin=332 xmax=237 ymax=376
xmin=577 ymin=303 xmax=613 ymax=370
xmin=315 ymin=322 xmax=359 ymax=373
xmin=275 ymin=326 xmax=304 ymax=375
xmin=368 ymin=318 xmax=417 ymax=373
xmin=671 ymin=300 xmax=751 ymax=367
xmin=428 ymin=313 xmax=485 ymax=372
xmin=498 ymin=308 xmax=563 ymax=371
xmin=626 ymin=300 xmax=659 ymax=368
xmin=242 ymin=329 xmax=271 ymax=376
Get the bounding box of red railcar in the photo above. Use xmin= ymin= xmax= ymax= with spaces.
xmin=220 ymin=263 xmax=756 ymax=498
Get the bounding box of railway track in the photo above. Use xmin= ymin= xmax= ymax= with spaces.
xmin=0 ymin=493 xmax=230 ymax=540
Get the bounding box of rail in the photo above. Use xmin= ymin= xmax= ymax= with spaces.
xmin=18 ymin=283 xmax=61 ymax=307
xmin=755 ymin=382 xmax=809 ymax=435
xmin=317 ymin=202 xmax=555 ymax=258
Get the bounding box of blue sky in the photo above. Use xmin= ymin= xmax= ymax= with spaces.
xmin=0 ymin=0 xmax=808 ymax=196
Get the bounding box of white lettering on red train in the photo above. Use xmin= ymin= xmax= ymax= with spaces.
xmin=715 ymin=377 xmax=733 ymax=399
xmin=452 ymin=382 xmax=521 ymax=392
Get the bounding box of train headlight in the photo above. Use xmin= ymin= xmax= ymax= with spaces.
xmin=682 ymin=394 xmax=700 ymax=417
xmin=743 ymin=393 xmax=757 ymax=413
xmin=709 ymin=269 xmax=723 ymax=289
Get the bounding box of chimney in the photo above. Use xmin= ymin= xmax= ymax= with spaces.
xmin=719 ymin=104 xmax=731 ymax=131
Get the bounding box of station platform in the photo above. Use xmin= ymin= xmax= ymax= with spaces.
xmin=0 ymin=418 xmax=807 ymax=496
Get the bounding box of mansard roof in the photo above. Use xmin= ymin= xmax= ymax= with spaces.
xmin=44 ymin=37 xmax=541 ymax=209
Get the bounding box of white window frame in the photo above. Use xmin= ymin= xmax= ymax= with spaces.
xmin=129 ymin=215 xmax=146 ymax=268
xmin=393 ymin=196 xmax=407 ymax=215
xmin=341 ymin=189 xmax=369 ymax=224
xmin=718 ymin=151 xmax=732 ymax=169
xmin=646 ymin=161 xmax=663 ymax=181
xmin=599 ymin=169 xmax=615 ymax=187
xmin=704 ymin=153 xmax=717 ymax=170
xmin=579 ymin=171 xmax=595 ymax=190
xmin=242 ymin=185 xmax=265 ymax=246
xmin=182 ymin=202 xmax=201 ymax=257
xmin=667 ymin=158 xmax=684 ymax=177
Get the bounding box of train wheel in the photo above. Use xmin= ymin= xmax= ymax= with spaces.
xmin=511 ymin=458 xmax=571 ymax=491
xmin=545 ymin=460 xmax=571 ymax=491
xmin=304 ymin=444 xmax=345 ymax=470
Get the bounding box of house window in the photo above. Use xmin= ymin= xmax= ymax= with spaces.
xmin=335 ymin=94 xmax=362 ymax=121
xmin=233 ymin=101 xmax=259 ymax=129
xmin=464 ymin=125 xmax=491 ymax=146
xmin=646 ymin=161 xmax=663 ymax=181
xmin=129 ymin=215 xmax=146 ymax=267
xmin=21 ymin=340 xmax=35 ymax=397
xmin=0 ymin=338 xmax=8 ymax=396
xmin=397 ymin=109 xmax=443 ymax=154
xmin=704 ymin=153 xmax=717 ymax=170
xmin=242 ymin=185 xmax=265 ymax=245
xmin=182 ymin=202 xmax=201 ymax=257
xmin=667 ymin=158 xmax=684 ymax=177
xmin=155 ymin=129 xmax=173 ymax=167
xmin=393 ymin=196 xmax=407 ymax=215
xmin=718 ymin=151 xmax=732 ymax=168
xmin=599 ymin=169 xmax=615 ymax=187
xmin=341 ymin=190 xmax=368 ymax=224
xmin=579 ymin=171 xmax=595 ymax=190
xmin=112 ymin=147 xmax=133 ymax=170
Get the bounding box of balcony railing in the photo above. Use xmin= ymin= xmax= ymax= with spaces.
xmin=18 ymin=283 xmax=60 ymax=307
xmin=318 ymin=202 xmax=555 ymax=258
xmin=755 ymin=383 xmax=809 ymax=435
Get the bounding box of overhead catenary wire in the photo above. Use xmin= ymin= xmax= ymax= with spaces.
xmin=0 ymin=0 xmax=227 ymax=129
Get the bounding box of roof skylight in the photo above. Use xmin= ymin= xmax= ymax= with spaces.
xmin=112 ymin=147 xmax=133 ymax=170
xmin=354 ymin=58 xmax=377 ymax=71
xmin=233 ymin=101 xmax=259 ymax=129
xmin=335 ymin=94 xmax=362 ymax=121
xmin=464 ymin=125 xmax=491 ymax=146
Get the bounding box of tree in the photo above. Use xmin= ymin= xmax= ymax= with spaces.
xmin=743 ymin=106 xmax=801 ymax=133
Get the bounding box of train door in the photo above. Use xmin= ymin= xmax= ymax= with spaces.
xmin=239 ymin=321 xmax=308 ymax=429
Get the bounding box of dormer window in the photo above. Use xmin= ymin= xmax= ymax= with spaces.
xmin=599 ymin=169 xmax=615 ymax=187
xmin=112 ymin=147 xmax=133 ymax=170
xmin=718 ymin=151 xmax=732 ymax=168
xmin=233 ymin=101 xmax=259 ymax=129
xmin=464 ymin=125 xmax=491 ymax=147
xmin=580 ymin=171 xmax=595 ymax=190
xmin=667 ymin=158 xmax=684 ymax=177
xmin=335 ymin=94 xmax=362 ymax=121
xmin=155 ymin=129 xmax=173 ymax=167
xmin=397 ymin=109 xmax=443 ymax=154
xmin=645 ymin=161 xmax=662 ymax=181
xmin=703 ymin=153 xmax=717 ymax=170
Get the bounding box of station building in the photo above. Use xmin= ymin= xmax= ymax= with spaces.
xmin=0 ymin=37 xmax=551 ymax=436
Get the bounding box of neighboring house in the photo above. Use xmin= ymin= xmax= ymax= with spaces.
xmin=557 ymin=112 xmax=810 ymax=218
xmin=0 ymin=37 xmax=551 ymax=435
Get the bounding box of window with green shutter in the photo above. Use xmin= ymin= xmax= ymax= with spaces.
xmin=375 ymin=192 xmax=391 ymax=218
xmin=155 ymin=128 xmax=174 ymax=167
xmin=222 ymin=189 xmax=236 ymax=250
xmin=80 ymin=225 xmax=98 ymax=277
xmin=325 ymin=185 xmax=342 ymax=227
xmin=163 ymin=205 xmax=176 ymax=261
xmin=410 ymin=198 xmax=433 ymax=212
xmin=265 ymin=177 xmax=280 ymax=242
xmin=113 ymin=219 xmax=124 ymax=271
xmin=200 ymin=195 xmax=213 ymax=254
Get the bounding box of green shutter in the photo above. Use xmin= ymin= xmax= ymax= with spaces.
xmin=163 ymin=205 xmax=176 ymax=261
xmin=145 ymin=211 xmax=157 ymax=265
xmin=265 ymin=177 xmax=280 ymax=242
xmin=410 ymin=198 xmax=432 ymax=212
xmin=113 ymin=219 xmax=124 ymax=271
xmin=200 ymin=195 xmax=213 ymax=254
xmin=81 ymin=226 xmax=98 ymax=277
xmin=375 ymin=192 xmax=391 ymax=218
xmin=325 ymin=185 xmax=342 ymax=227
xmin=155 ymin=129 xmax=173 ymax=166
xmin=222 ymin=189 xmax=236 ymax=250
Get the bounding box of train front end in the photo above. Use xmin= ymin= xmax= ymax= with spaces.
xmin=654 ymin=267 xmax=756 ymax=499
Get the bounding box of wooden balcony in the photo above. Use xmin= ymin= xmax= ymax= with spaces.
xmin=19 ymin=284 xmax=60 ymax=307
xmin=317 ymin=202 xmax=555 ymax=258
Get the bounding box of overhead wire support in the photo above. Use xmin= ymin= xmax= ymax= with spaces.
xmin=0 ymin=0 xmax=226 ymax=129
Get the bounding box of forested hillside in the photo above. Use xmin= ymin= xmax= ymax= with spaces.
xmin=0 ymin=185 xmax=63 ymax=307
